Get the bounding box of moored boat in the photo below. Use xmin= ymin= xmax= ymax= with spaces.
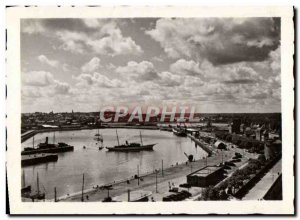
xmin=106 ymin=130 xmax=156 ymax=152
xmin=22 ymin=136 xmax=74 ymax=155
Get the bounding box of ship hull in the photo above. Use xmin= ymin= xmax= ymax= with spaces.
xmin=106 ymin=144 xmax=155 ymax=152
xmin=22 ymin=154 xmax=58 ymax=167
xmin=21 ymin=146 xmax=74 ymax=155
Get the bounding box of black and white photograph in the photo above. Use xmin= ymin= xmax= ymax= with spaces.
xmin=6 ymin=6 xmax=294 ymax=215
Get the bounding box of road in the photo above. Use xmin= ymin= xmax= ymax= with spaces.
xmin=242 ymin=159 xmax=282 ymax=200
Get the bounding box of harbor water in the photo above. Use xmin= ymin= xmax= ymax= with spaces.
xmin=22 ymin=128 xmax=208 ymax=199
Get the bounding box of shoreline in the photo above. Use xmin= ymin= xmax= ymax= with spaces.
xmin=51 ymin=142 xmax=253 ymax=202
xmin=21 ymin=125 xmax=159 ymax=143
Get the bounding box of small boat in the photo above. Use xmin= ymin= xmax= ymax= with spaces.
xmin=106 ymin=130 xmax=156 ymax=152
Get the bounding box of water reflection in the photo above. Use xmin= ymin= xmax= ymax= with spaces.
xmin=22 ymin=128 xmax=207 ymax=199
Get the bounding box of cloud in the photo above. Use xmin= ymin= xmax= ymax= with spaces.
xmin=86 ymin=22 xmax=143 ymax=56
xmin=22 ymin=70 xmax=72 ymax=98
xmin=146 ymin=18 xmax=280 ymax=65
xmin=38 ymin=55 xmax=59 ymax=67
xmin=24 ymin=19 xmax=144 ymax=56
xmin=21 ymin=20 xmax=45 ymax=34
xmin=56 ymin=30 xmax=87 ymax=54
xmin=170 ymin=59 xmax=203 ymax=77
xmin=62 ymin=63 xmax=70 ymax=72
xmin=22 ymin=71 xmax=54 ymax=87
xmin=53 ymin=80 xmax=71 ymax=95
xmin=115 ymin=61 xmax=159 ymax=81
xmin=74 ymin=72 xmax=123 ymax=88
xmin=82 ymin=19 xmax=103 ymax=28
xmin=81 ymin=57 xmax=101 ymax=73
xmin=157 ymin=71 xmax=181 ymax=87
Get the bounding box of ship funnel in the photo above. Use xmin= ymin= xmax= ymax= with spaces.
xmin=45 ymin=137 xmax=48 ymax=144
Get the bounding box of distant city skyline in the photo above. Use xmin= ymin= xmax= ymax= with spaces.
xmin=21 ymin=18 xmax=281 ymax=113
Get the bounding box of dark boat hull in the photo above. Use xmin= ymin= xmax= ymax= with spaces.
xmin=21 ymin=146 xmax=74 ymax=155
xmin=106 ymin=144 xmax=155 ymax=152
xmin=172 ymin=128 xmax=187 ymax=137
xmin=22 ymin=154 xmax=58 ymax=167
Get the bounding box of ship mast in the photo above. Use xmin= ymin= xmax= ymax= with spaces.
xmin=116 ymin=130 xmax=120 ymax=146
xmin=140 ymin=131 xmax=143 ymax=145
xmin=53 ymin=132 xmax=56 ymax=144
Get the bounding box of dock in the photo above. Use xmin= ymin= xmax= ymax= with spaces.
xmin=187 ymin=134 xmax=215 ymax=155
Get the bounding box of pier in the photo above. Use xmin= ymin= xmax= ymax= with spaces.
xmin=187 ymin=134 xmax=215 ymax=155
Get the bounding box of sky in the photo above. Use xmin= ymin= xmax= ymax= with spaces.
xmin=21 ymin=17 xmax=281 ymax=113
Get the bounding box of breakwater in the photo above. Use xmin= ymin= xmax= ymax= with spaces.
xmin=187 ymin=134 xmax=214 ymax=155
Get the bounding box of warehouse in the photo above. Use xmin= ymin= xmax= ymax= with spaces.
xmin=186 ymin=166 xmax=225 ymax=187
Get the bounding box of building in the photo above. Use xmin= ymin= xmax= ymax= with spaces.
xmin=230 ymin=119 xmax=241 ymax=134
xmin=186 ymin=166 xmax=224 ymax=187
xmin=264 ymin=139 xmax=282 ymax=160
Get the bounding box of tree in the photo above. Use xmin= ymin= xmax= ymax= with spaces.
xmin=219 ymin=190 xmax=228 ymax=200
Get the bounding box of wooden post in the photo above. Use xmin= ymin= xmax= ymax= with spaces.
xmin=137 ymin=165 xmax=139 ymax=185
xmin=128 ymin=189 xmax=130 ymax=202
xmin=161 ymin=160 xmax=164 ymax=177
xmin=81 ymin=174 xmax=84 ymax=202
xmin=54 ymin=187 xmax=57 ymax=202
xmin=37 ymin=172 xmax=40 ymax=195
xmin=221 ymin=150 xmax=223 ymax=164
xmin=155 ymin=170 xmax=158 ymax=193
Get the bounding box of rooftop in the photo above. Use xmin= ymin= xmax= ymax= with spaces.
xmin=187 ymin=166 xmax=222 ymax=178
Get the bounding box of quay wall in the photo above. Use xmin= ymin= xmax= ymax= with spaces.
xmin=187 ymin=134 xmax=214 ymax=155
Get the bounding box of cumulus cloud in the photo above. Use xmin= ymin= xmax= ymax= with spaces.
xmin=157 ymin=71 xmax=181 ymax=87
xmin=38 ymin=55 xmax=59 ymax=67
xmin=115 ymin=61 xmax=159 ymax=81
xmin=170 ymin=59 xmax=203 ymax=77
xmin=21 ymin=20 xmax=45 ymax=34
xmin=56 ymin=30 xmax=87 ymax=54
xmin=53 ymin=80 xmax=71 ymax=95
xmin=81 ymin=57 xmax=101 ymax=73
xmin=82 ymin=19 xmax=103 ymax=28
xmin=22 ymin=71 xmax=71 ymax=98
xmin=146 ymin=18 xmax=280 ymax=65
xmin=23 ymin=19 xmax=143 ymax=56
xmin=21 ymin=18 xmax=281 ymax=113
xmin=86 ymin=22 xmax=143 ymax=56
xmin=74 ymin=72 xmax=123 ymax=88
xmin=22 ymin=71 xmax=54 ymax=87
